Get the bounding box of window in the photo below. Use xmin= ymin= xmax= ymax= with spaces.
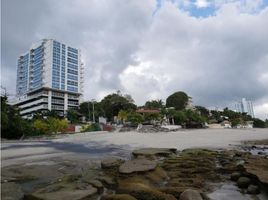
xmin=67 ymin=74 xmax=78 ymax=81
xmin=67 ymin=46 xmax=78 ymax=54
xmin=67 ymin=69 xmax=78 ymax=75
xmin=67 ymin=57 xmax=78 ymax=64
xmin=67 ymin=86 xmax=78 ymax=92
xmin=67 ymin=63 xmax=78 ymax=70
xmin=67 ymin=80 xmax=78 ymax=86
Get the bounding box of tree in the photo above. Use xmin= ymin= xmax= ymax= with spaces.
xmin=253 ymin=118 xmax=266 ymax=128
xmin=174 ymin=111 xmax=187 ymax=125
xmin=124 ymin=94 xmax=135 ymax=104
xmin=79 ymin=101 xmax=104 ymax=122
xmin=67 ymin=108 xmax=81 ymax=123
xmin=144 ymin=100 xmax=164 ymax=109
xmin=127 ymin=112 xmax=144 ymax=125
xmin=1 ymin=96 xmax=33 ymax=139
xmin=230 ymin=118 xmax=242 ymax=127
xmin=195 ymin=106 xmax=209 ymax=118
xmin=166 ymin=91 xmax=189 ymax=110
xmin=144 ymin=113 xmax=162 ymax=122
xmin=100 ymin=93 xmax=137 ymax=121
xmin=185 ymin=109 xmax=206 ymax=124
xmin=118 ymin=110 xmax=128 ymax=124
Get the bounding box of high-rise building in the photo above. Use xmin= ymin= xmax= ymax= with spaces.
xmin=234 ymin=98 xmax=255 ymax=118
xmin=15 ymin=39 xmax=84 ymax=118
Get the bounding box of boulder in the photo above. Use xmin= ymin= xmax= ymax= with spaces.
xmin=117 ymin=182 xmax=177 ymax=200
xmin=98 ymin=176 xmax=117 ymax=187
xmin=101 ymin=157 xmax=124 ymax=169
xmin=237 ymin=177 xmax=251 ymax=188
xmin=1 ymin=182 xmax=24 ymax=200
xmin=247 ymin=184 xmax=260 ymax=194
xmin=25 ymin=186 xmax=98 ymax=200
xmin=179 ymin=189 xmax=203 ymax=200
xmin=101 ymin=194 xmax=137 ymax=200
xmin=158 ymin=187 xmax=191 ymax=199
xmin=244 ymin=155 xmax=268 ymax=184
xmin=230 ymin=172 xmax=241 ymax=181
xmin=87 ymin=180 xmax=104 ymax=193
xmin=132 ymin=148 xmax=177 ymax=158
xmin=119 ymin=159 xmax=157 ymax=174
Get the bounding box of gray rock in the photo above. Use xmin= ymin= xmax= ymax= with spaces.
xmin=101 ymin=157 xmax=124 ymax=169
xmin=119 ymin=158 xmax=157 ymax=174
xmin=237 ymin=177 xmax=251 ymax=188
xmin=247 ymin=184 xmax=260 ymax=194
xmin=180 ymin=189 xmax=203 ymax=200
xmin=1 ymin=182 xmax=24 ymax=200
xmin=230 ymin=172 xmax=241 ymax=181
xmin=132 ymin=148 xmax=177 ymax=158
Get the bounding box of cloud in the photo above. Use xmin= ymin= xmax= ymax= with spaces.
xmin=1 ymin=0 xmax=268 ymax=119
xmin=195 ymin=0 xmax=210 ymax=8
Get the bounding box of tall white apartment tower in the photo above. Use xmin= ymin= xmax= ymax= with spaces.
xmin=234 ymin=98 xmax=255 ymax=118
xmin=15 ymin=39 xmax=84 ymax=118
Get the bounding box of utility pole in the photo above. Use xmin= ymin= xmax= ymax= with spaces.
xmin=92 ymin=99 xmax=96 ymax=123
xmin=88 ymin=101 xmax=90 ymax=122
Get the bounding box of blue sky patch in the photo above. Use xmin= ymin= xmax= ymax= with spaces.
xmin=154 ymin=0 xmax=268 ymax=18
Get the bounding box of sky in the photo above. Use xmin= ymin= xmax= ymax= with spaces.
xmin=1 ymin=0 xmax=268 ymax=119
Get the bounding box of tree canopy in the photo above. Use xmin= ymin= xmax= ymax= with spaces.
xmin=144 ymin=100 xmax=164 ymax=109
xmin=100 ymin=93 xmax=137 ymax=121
xmin=166 ymin=91 xmax=189 ymax=110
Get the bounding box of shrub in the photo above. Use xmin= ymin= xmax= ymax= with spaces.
xmin=81 ymin=123 xmax=101 ymax=132
xmin=174 ymin=111 xmax=187 ymax=125
xmin=127 ymin=112 xmax=144 ymax=125
xmin=33 ymin=117 xmax=69 ymax=134
xmin=33 ymin=119 xmax=48 ymax=134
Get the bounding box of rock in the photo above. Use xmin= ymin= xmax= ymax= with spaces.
xmin=117 ymin=182 xmax=177 ymax=200
xmin=98 ymin=176 xmax=117 ymax=187
xmin=158 ymin=187 xmax=191 ymax=199
xmin=88 ymin=179 xmax=103 ymax=189
xmin=132 ymin=148 xmax=177 ymax=158
xmin=101 ymin=157 xmax=124 ymax=169
xmin=101 ymin=194 xmax=137 ymax=200
xmin=119 ymin=159 xmax=157 ymax=174
xmin=237 ymin=177 xmax=251 ymax=188
xmin=244 ymin=155 xmax=268 ymax=184
xmin=230 ymin=172 xmax=241 ymax=181
xmin=1 ymin=182 xmax=24 ymax=200
xmin=247 ymin=184 xmax=260 ymax=194
xmin=179 ymin=189 xmax=203 ymax=200
xmin=25 ymin=186 xmax=98 ymax=200
xmin=145 ymin=167 xmax=168 ymax=183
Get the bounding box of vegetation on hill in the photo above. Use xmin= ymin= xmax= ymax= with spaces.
xmin=1 ymin=89 xmax=267 ymax=139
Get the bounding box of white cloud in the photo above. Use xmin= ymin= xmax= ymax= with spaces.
xmin=2 ymin=0 xmax=268 ymax=120
xmin=255 ymin=102 xmax=268 ymax=120
xmin=195 ymin=0 xmax=210 ymax=8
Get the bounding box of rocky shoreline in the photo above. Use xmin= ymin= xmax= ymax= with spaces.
xmin=2 ymin=142 xmax=268 ymax=200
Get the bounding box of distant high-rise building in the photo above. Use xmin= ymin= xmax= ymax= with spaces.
xmin=234 ymin=98 xmax=255 ymax=117
xmin=15 ymin=39 xmax=84 ymax=118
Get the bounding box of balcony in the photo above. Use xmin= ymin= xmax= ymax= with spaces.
xmin=19 ymin=98 xmax=48 ymax=109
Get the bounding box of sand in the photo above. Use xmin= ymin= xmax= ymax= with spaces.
xmin=2 ymin=128 xmax=268 ymax=167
